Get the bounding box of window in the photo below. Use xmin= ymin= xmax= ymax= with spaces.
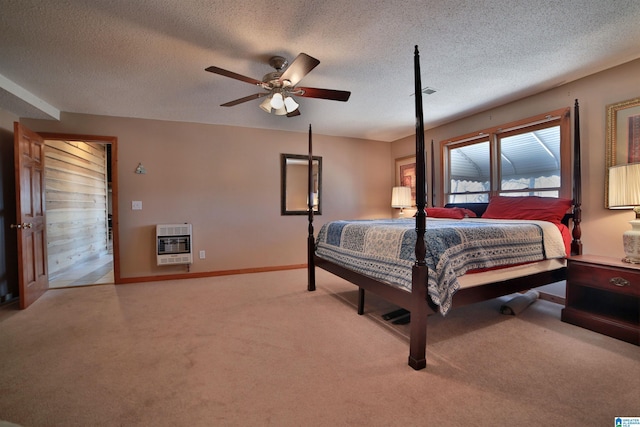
xmin=441 ymin=108 xmax=571 ymax=204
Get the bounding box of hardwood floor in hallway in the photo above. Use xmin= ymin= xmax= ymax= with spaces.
xmin=48 ymin=252 xmax=114 ymax=288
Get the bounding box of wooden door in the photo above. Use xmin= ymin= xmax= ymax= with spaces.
xmin=13 ymin=122 xmax=48 ymax=309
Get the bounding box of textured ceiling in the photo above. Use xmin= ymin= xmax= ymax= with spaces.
xmin=1 ymin=0 xmax=640 ymax=142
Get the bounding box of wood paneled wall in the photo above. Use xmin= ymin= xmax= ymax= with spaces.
xmin=44 ymin=140 xmax=108 ymax=278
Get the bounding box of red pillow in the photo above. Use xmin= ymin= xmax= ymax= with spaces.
xmin=426 ymin=207 xmax=477 ymax=219
xmin=459 ymin=208 xmax=477 ymax=218
xmin=482 ymin=196 xmax=572 ymax=224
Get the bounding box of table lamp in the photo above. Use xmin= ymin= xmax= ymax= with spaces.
xmin=608 ymin=163 xmax=640 ymax=263
xmin=391 ymin=186 xmax=412 ymax=215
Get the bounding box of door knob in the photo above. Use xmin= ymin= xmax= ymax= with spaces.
xmin=10 ymin=223 xmax=32 ymax=229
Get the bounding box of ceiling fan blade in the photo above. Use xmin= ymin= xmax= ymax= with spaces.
xmin=286 ymin=108 xmax=301 ymax=118
xmin=295 ymin=87 xmax=351 ymax=102
xmin=205 ymin=66 xmax=262 ymax=86
xmin=220 ymin=93 xmax=267 ymax=107
xmin=279 ymin=53 xmax=320 ymax=86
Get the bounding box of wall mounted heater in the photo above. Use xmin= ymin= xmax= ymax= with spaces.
xmin=156 ymin=224 xmax=192 ymax=265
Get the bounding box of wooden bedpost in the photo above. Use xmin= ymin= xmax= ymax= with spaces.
xmin=307 ymin=124 xmax=317 ymax=291
xmin=430 ymin=139 xmax=436 ymax=207
xmin=571 ymin=99 xmax=583 ymax=256
xmin=409 ymin=45 xmax=428 ymax=370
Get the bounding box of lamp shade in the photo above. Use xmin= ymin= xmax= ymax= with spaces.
xmin=609 ymin=163 xmax=640 ymax=208
xmin=270 ymin=92 xmax=284 ymax=109
xmin=391 ymin=186 xmax=412 ymax=208
xmin=259 ymin=96 xmax=272 ymax=113
xmin=283 ymin=96 xmax=299 ymax=113
xmin=609 ymin=163 xmax=640 ymax=263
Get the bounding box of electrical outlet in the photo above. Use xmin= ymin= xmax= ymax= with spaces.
xmin=199 ymin=250 xmax=205 ymax=259
xmin=132 ymin=200 xmax=142 ymax=210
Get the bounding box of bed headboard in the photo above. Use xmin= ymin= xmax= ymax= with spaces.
xmin=444 ymin=202 xmax=575 ymax=228
xmin=444 ymin=202 xmax=488 ymax=218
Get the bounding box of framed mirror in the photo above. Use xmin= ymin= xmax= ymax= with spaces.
xmin=281 ymin=153 xmax=322 ymax=215
xmin=605 ymin=96 xmax=640 ymax=207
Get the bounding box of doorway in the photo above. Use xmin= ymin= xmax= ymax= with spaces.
xmin=39 ymin=134 xmax=119 ymax=288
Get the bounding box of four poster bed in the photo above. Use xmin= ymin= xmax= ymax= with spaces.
xmin=306 ymin=46 xmax=582 ymax=370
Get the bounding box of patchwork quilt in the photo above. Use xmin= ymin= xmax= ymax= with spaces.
xmin=315 ymin=218 xmax=566 ymax=315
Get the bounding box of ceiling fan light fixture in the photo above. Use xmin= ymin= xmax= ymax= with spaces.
xmin=270 ymin=92 xmax=284 ymax=109
xmin=283 ymin=96 xmax=299 ymax=113
xmin=259 ymin=96 xmax=272 ymax=113
xmin=206 ymin=52 xmax=351 ymax=117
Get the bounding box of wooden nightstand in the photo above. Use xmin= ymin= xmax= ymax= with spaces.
xmin=561 ymin=255 xmax=639 ymax=345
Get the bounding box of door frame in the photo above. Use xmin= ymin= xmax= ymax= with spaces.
xmin=38 ymin=132 xmax=120 ymax=284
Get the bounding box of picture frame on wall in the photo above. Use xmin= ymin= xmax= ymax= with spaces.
xmin=605 ymin=96 xmax=640 ymax=207
xmin=395 ymin=155 xmax=416 ymax=206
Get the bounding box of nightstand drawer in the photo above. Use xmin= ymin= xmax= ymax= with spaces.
xmin=563 ymin=255 xmax=639 ymax=345
xmin=568 ymin=262 xmax=640 ymax=297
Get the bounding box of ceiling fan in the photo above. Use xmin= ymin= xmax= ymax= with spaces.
xmin=205 ymin=53 xmax=351 ymax=117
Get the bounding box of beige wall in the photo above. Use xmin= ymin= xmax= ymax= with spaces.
xmin=9 ymin=57 xmax=640 ymax=281
xmin=391 ymin=58 xmax=640 ymax=260
xmin=21 ymin=114 xmax=391 ymax=279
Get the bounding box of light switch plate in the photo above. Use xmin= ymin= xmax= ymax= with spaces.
xmin=132 ymin=200 xmax=142 ymax=210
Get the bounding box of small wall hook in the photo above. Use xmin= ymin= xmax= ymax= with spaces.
xmin=135 ymin=163 xmax=146 ymax=174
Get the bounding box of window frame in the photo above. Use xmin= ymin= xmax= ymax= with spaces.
xmin=440 ymin=107 xmax=572 ymax=204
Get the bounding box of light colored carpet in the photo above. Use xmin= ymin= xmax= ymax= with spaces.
xmin=0 ymin=269 xmax=638 ymax=426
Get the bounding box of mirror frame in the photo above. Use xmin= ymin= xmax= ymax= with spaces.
xmin=281 ymin=153 xmax=322 ymax=215
xmin=605 ymin=96 xmax=640 ymax=207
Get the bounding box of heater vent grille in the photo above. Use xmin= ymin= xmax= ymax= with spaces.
xmin=157 ymin=224 xmax=191 ymax=236
xmin=156 ymin=224 xmax=192 ymax=265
